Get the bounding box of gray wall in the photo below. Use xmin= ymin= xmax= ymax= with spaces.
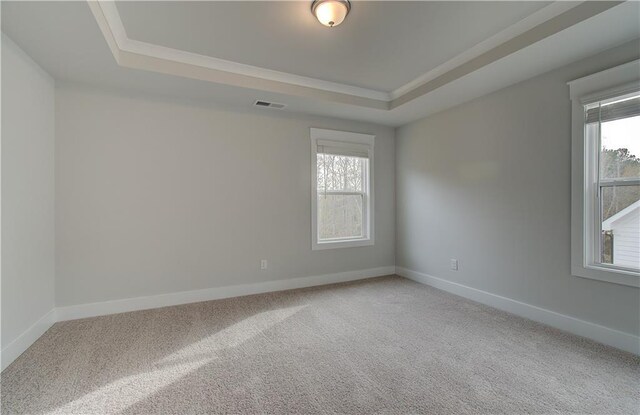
xmin=396 ymin=40 xmax=640 ymax=336
xmin=1 ymin=35 xmax=56 ymax=349
xmin=55 ymin=87 xmax=395 ymax=307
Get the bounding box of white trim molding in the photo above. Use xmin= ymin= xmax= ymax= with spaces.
xmin=56 ymin=266 xmax=395 ymax=322
xmin=86 ymin=0 xmax=389 ymax=109
xmin=396 ymin=267 xmax=640 ymax=355
xmin=1 ymin=309 xmax=57 ymax=371
xmin=3 ymin=265 xmax=637 ymax=371
xmin=86 ymin=1 xmax=621 ymax=111
xmin=1 ymin=266 xmax=394 ymax=372
xmin=568 ymin=59 xmax=640 ymax=287
xmin=389 ymin=1 xmax=580 ymax=100
xmin=310 ymin=128 xmax=375 ymax=250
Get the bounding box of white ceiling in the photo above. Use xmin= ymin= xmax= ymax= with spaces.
xmin=1 ymin=1 xmax=639 ymax=126
xmin=115 ymin=1 xmax=549 ymax=92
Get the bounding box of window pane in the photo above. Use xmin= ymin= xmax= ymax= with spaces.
xmin=600 ymin=115 xmax=640 ymax=180
xmin=317 ymin=154 xmax=364 ymax=192
xmin=600 ymin=185 xmax=639 ymax=269
xmin=318 ymin=194 xmax=363 ymax=240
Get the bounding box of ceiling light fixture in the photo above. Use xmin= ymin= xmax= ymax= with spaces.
xmin=311 ymin=0 xmax=351 ymax=27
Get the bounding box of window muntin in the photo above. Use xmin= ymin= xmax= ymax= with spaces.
xmin=584 ymin=92 xmax=640 ymax=272
xmin=311 ymin=129 xmax=374 ymax=250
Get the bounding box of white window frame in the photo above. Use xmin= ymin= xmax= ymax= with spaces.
xmin=569 ymin=59 xmax=640 ymax=287
xmin=311 ymin=128 xmax=375 ymax=250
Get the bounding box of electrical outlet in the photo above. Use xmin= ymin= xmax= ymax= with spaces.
xmin=260 ymin=259 xmax=268 ymax=270
xmin=450 ymin=259 xmax=458 ymax=271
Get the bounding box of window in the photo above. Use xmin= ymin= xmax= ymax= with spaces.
xmin=569 ymin=60 xmax=640 ymax=287
xmin=311 ymin=128 xmax=374 ymax=250
xmin=585 ymin=94 xmax=640 ymax=271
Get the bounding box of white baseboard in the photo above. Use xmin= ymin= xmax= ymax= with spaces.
xmin=55 ymin=266 xmax=396 ymax=322
xmin=1 ymin=309 xmax=57 ymax=371
xmin=396 ymin=266 xmax=640 ymax=355
xmin=7 ymin=264 xmax=632 ymax=373
xmin=1 ymin=266 xmax=394 ymax=372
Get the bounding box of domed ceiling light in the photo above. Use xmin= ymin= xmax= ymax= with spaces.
xmin=311 ymin=0 xmax=351 ymax=27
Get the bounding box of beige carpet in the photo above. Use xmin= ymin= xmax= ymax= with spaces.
xmin=1 ymin=276 xmax=638 ymax=414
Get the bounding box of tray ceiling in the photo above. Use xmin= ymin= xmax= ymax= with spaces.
xmin=115 ymin=1 xmax=549 ymax=92
xmin=2 ymin=1 xmax=639 ymax=126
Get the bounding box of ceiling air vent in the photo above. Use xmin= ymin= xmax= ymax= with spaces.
xmin=254 ymin=100 xmax=286 ymax=109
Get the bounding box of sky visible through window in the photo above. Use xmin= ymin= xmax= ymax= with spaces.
xmin=601 ymin=116 xmax=640 ymax=159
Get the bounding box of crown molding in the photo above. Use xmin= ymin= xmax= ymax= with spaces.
xmin=88 ymin=1 xmax=391 ymax=109
xmin=388 ymin=1 xmax=579 ymax=100
xmin=390 ymin=1 xmax=623 ymax=109
xmin=88 ymin=1 xmax=622 ymax=111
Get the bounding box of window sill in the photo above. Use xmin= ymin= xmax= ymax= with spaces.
xmin=312 ymin=238 xmax=374 ymax=250
xmin=572 ymin=264 xmax=640 ymax=287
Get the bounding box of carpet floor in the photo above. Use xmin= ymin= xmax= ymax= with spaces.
xmin=1 ymin=275 xmax=638 ymax=414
